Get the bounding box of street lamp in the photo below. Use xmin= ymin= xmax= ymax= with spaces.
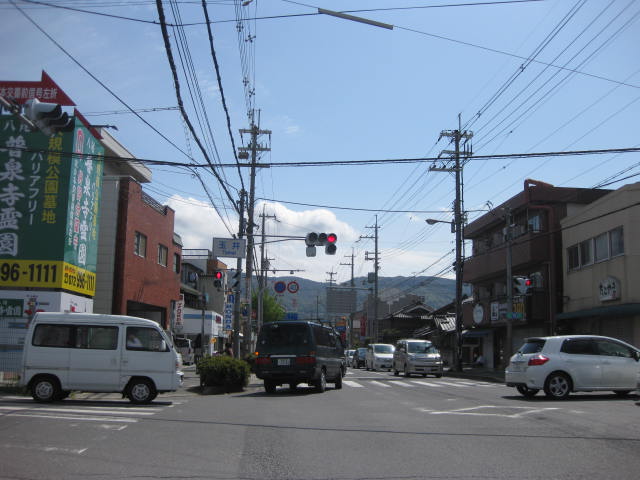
xmin=426 ymin=218 xmax=455 ymax=233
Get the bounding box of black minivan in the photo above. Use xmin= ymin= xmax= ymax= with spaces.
xmin=254 ymin=321 xmax=345 ymax=394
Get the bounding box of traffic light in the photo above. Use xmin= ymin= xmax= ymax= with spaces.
xmin=23 ymin=98 xmax=73 ymax=136
xmin=325 ymin=233 xmax=337 ymax=255
xmin=230 ymin=269 xmax=241 ymax=290
xmin=305 ymin=232 xmax=337 ymax=256
xmin=213 ymin=270 xmax=223 ymax=289
xmin=513 ymin=276 xmax=532 ymax=295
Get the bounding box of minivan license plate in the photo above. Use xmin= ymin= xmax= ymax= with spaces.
xmin=277 ymin=358 xmax=290 ymax=366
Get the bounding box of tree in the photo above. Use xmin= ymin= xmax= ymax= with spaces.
xmin=252 ymin=290 xmax=286 ymax=324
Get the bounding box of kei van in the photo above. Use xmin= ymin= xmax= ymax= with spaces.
xmin=19 ymin=312 xmax=183 ymax=404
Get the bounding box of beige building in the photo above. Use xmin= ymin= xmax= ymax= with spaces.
xmin=558 ymin=182 xmax=640 ymax=347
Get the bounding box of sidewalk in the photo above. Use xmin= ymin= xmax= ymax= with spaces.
xmin=444 ymin=366 xmax=505 ymax=384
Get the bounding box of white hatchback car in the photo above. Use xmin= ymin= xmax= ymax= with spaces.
xmin=505 ymin=335 xmax=640 ymax=399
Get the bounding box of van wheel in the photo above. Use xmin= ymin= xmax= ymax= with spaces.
xmin=264 ymin=381 xmax=277 ymax=394
xmin=31 ymin=375 xmax=61 ymax=403
xmin=128 ymin=379 xmax=155 ymax=404
xmin=393 ymin=367 xmax=399 ymax=376
xmin=334 ymin=372 xmax=343 ymax=390
xmin=315 ymin=369 xmax=326 ymax=393
xmin=404 ymin=364 xmax=411 ymax=378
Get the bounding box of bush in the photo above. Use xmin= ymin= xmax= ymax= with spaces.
xmin=197 ymin=355 xmax=250 ymax=392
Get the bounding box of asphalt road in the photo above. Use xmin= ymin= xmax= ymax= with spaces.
xmin=1 ymin=367 xmax=639 ymax=480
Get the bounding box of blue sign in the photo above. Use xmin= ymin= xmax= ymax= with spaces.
xmin=285 ymin=312 xmax=298 ymax=320
xmin=274 ymin=281 xmax=287 ymax=294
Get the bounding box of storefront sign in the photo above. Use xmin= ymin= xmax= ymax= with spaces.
xmin=599 ymin=276 xmax=620 ymax=302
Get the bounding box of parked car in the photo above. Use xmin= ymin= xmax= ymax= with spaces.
xmin=254 ymin=321 xmax=344 ymax=393
xmin=19 ymin=312 xmax=183 ymax=404
xmin=352 ymin=347 xmax=367 ymax=368
xmin=393 ymin=339 xmax=443 ymax=377
xmin=345 ymin=349 xmax=355 ymax=368
xmin=505 ymin=335 xmax=640 ymax=399
xmin=173 ymin=337 xmax=194 ymax=365
xmin=365 ymin=343 xmax=395 ymax=371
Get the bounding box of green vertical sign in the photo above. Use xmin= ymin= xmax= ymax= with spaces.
xmin=0 ymin=115 xmax=103 ymax=296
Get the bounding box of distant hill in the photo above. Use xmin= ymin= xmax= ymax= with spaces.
xmin=257 ymin=276 xmax=457 ymax=320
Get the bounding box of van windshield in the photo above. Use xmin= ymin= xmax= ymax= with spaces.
xmin=374 ymin=344 xmax=394 ymax=353
xmin=408 ymin=342 xmax=436 ymax=354
xmin=257 ymin=323 xmax=311 ymax=354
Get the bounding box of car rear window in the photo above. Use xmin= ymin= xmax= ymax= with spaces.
xmin=257 ymin=323 xmax=312 ymax=354
xmin=518 ymin=339 xmax=546 ymax=354
xmin=560 ymin=338 xmax=595 ymax=355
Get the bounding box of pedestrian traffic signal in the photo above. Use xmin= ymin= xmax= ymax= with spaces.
xmin=513 ymin=276 xmax=532 ymax=295
xmin=230 ymin=269 xmax=241 ymax=290
xmin=213 ymin=270 xmax=223 ymax=288
xmin=305 ymin=232 xmax=338 ymax=256
xmin=24 ymin=98 xmax=73 ymax=136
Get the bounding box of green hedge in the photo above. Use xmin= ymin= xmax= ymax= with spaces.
xmin=198 ymin=355 xmax=250 ymax=391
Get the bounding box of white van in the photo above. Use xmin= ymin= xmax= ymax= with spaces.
xmin=19 ymin=312 xmax=183 ymax=404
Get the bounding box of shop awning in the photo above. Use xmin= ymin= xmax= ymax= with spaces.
xmin=462 ymin=329 xmax=492 ymax=338
xmin=556 ymin=303 xmax=640 ymax=320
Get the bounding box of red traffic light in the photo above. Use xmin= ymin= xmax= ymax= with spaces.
xmin=214 ymin=271 xmax=223 ymax=280
xmin=326 ymin=233 xmax=337 ymax=243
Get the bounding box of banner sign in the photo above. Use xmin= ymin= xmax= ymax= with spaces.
xmin=0 ymin=114 xmax=104 ymax=296
xmin=0 ymin=71 xmax=75 ymax=106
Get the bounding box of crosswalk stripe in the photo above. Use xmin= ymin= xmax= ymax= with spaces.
xmin=343 ymin=380 xmax=363 ymax=388
xmin=370 ymin=381 xmax=391 ymax=388
xmin=432 ymin=380 xmax=467 ymax=387
xmin=389 ymin=381 xmax=414 ymax=388
xmin=410 ymin=380 xmax=442 ymax=387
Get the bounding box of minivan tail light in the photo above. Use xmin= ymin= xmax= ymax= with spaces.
xmin=295 ymin=355 xmax=316 ymax=365
xmin=528 ymin=354 xmax=550 ymax=366
xmin=255 ymin=356 xmax=272 ymax=365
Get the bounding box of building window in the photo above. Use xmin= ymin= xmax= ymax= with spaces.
xmin=567 ymin=245 xmax=579 ymax=271
xmin=173 ymin=253 xmax=181 ymax=273
xmin=158 ymin=244 xmax=168 ymax=267
xmin=134 ymin=232 xmax=147 ymax=258
xmin=610 ymin=226 xmax=624 ymax=257
xmin=528 ymin=214 xmax=542 ymax=233
xmin=594 ymin=232 xmax=609 ymax=262
xmin=579 ymin=239 xmax=593 ymax=266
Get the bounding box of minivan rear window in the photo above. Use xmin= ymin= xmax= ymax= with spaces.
xmin=518 ymin=339 xmax=545 ymax=354
xmin=257 ymin=323 xmax=311 ymax=354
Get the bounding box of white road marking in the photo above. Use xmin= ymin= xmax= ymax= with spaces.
xmin=389 ymin=381 xmax=415 ymax=388
xmin=1 ymin=443 xmax=87 ymax=455
xmin=410 ymin=381 xmax=442 ymax=387
xmin=343 ymin=380 xmax=363 ymax=388
xmin=370 ymin=381 xmax=391 ymax=388
xmin=417 ymin=405 xmax=560 ymax=418
xmin=6 ymin=413 xmax=139 ymax=423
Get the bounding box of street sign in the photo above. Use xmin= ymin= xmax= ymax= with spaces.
xmin=274 ymin=281 xmax=286 ymax=294
xmin=212 ymin=237 xmax=246 ymax=258
xmin=287 ymin=281 xmax=299 ymax=294
xmin=0 ymin=71 xmax=75 ymax=106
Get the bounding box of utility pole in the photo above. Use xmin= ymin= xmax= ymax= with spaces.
xmin=238 ymin=116 xmax=271 ymax=356
xmin=232 ymin=190 xmax=246 ymax=359
xmin=326 ymin=269 xmax=336 ymax=287
xmin=258 ymin=207 xmax=276 ymax=331
xmin=504 ymin=206 xmax=514 ymax=368
xmin=340 ymin=249 xmax=356 ymax=287
xmin=431 ymin=116 xmax=473 ymax=372
xmin=363 ymin=215 xmax=380 ymax=341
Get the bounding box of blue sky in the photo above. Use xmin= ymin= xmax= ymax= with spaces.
xmin=3 ymin=0 xmax=639 ymax=289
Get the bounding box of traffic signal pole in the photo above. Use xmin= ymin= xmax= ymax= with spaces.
xmin=505 ymin=207 xmax=514 ymax=369
xmin=233 ymin=190 xmax=246 ymax=359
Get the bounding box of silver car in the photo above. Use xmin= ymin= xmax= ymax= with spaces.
xmin=505 ymin=335 xmax=640 ymax=399
xmin=393 ymin=339 xmax=443 ymax=377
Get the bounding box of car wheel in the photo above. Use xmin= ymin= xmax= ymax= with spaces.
xmin=404 ymin=364 xmax=411 ymax=378
xmin=289 ymin=383 xmax=298 ymax=391
xmin=128 ymin=378 xmax=155 ymax=404
xmin=435 ymin=373 xmax=442 ymax=378
xmin=264 ymin=381 xmax=277 ymax=394
xmin=334 ymin=372 xmax=343 ymax=390
xmin=613 ymin=390 xmax=632 ymax=397
xmin=544 ymin=372 xmax=572 ymax=399
xmin=516 ymin=385 xmax=539 ymax=398
xmin=31 ymin=375 xmax=61 ymax=403
xmin=315 ymin=369 xmax=326 ymax=393
xmin=393 ymin=368 xmax=399 ymax=376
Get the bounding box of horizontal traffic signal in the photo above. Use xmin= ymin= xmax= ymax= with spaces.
xmin=24 ymin=98 xmax=73 ymax=136
xmin=305 ymin=232 xmax=337 ymax=256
